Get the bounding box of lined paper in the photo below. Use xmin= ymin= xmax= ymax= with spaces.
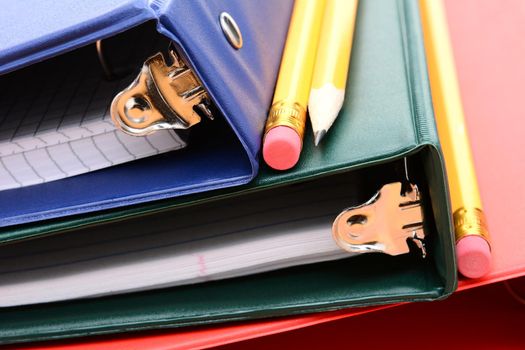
xmin=0 ymin=174 xmax=371 ymax=307
xmin=0 ymin=44 xmax=185 ymax=191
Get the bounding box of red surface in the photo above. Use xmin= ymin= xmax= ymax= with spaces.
xmin=216 ymin=278 xmax=525 ymax=350
xmin=19 ymin=1 xmax=525 ymax=348
xmin=448 ymin=0 xmax=525 ymax=290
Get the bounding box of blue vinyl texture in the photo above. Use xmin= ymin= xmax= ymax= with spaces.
xmin=0 ymin=0 xmax=292 ymax=226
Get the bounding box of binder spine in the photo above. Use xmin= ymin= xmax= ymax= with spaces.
xmin=398 ymin=0 xmax=439 ymax=146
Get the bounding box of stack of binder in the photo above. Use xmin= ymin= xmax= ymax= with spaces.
xmin=0 ymin=0 xmax=457 ymax=345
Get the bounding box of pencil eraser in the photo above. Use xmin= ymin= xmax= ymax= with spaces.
xmin=456 ymin=235 xmax=492 ymax=279
xmin=263 ymin=126 xmax=302 ymax=170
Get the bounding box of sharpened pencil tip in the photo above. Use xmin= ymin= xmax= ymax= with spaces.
xmin=314 ymin=130 xmax=326 ymax=146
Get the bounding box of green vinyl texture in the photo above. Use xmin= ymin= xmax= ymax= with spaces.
xmin=2 ymin=0 xmax=436 ymax=243
xmin=0 ymin=0 xmax=457 ymax=343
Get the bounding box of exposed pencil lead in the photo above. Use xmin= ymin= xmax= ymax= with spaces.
xmin=314 ymin=129 xmax=326 ymax=146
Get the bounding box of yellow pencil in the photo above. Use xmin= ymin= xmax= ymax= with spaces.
xmin=308 ymin=0 xmax=358 ymax=146
xmin=420 ymin=0 xmax=492 ymax=278
xmin=263 ymin=0 xmax=326 ymax=170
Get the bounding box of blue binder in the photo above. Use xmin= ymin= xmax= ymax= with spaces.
xmin=0 ymin=0 xmax=293 ymax=227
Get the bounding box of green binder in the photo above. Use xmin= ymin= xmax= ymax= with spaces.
xmin=0 ymin=0 xmax=456 ymax=344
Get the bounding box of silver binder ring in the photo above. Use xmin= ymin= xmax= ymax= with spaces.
xmin=96 ymin=40 xmax=114 ymax=79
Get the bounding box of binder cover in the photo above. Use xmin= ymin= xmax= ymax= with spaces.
xmin=0 ymin=0 xmax=457 ymax=344
xmin=209 ymin=280 xmax=525 ymax=350
xmin=11 ymin=0 xmax=525 ymax=347
xmin=0 ymin=0 xmax=293 ymax=227
xmin=19 ymin=279 xmax=523 ymax=350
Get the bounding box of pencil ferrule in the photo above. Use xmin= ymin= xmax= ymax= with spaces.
xmin=453 ymin=207 xmax=490 ymax=246
xmin=264 ymin=101 xmax=306 ymax=139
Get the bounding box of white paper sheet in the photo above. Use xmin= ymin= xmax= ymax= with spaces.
xmin=0 ymin=56 xmax=185 ymax=191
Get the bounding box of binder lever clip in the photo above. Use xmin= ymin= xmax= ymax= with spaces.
xmin=332 ymin=182 xmax=427 ymax=257
xmin=111 ymin=47 xmax=214 ymax=136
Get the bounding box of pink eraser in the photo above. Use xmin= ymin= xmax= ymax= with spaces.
xmin=263 ymin=126 xmax=302 ymax=170
xmin=456 ymin=235 xmax=492 ymax=279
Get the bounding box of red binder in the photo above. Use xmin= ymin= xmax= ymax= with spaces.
xmin=19 ymin=0 xmax=525 ymax=348
xmin=217 ymin=277 xmax=525 ymax=350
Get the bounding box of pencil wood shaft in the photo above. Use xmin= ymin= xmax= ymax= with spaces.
xmin=309 ymin=0 xmax=358 ymax=145
xmin=420 ymin=0 xmax=490 ymax=244
xmin=265 ymin=0 xmax=326 ymax=138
